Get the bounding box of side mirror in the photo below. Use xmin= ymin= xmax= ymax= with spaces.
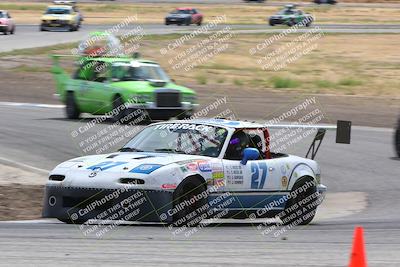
xmin=240 ymin=148 xmax=260 ymax=165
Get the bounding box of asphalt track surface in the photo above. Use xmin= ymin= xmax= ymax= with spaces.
xmin=0 ymin=102 xmax=399 ymax=266
xmin=2 ymin=23 xmax=400 ymax=52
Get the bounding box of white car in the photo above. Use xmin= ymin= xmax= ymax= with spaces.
xmin=43 ymin=119 xmax=351 ymax=226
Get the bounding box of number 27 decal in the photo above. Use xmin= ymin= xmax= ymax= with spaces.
xmin=251 ymin=162 xmax=268 ymax=189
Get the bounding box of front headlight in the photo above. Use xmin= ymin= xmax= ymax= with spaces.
xmin=182 ymin=94 xmax=196 ymax=103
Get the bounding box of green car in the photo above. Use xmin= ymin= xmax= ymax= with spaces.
xmin=52 ymin=55 xmax=197 ymax=121
xmin=268 ymin=5 xmax=313 ymax=27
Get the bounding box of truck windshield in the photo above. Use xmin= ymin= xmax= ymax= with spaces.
xmin=112 ymin=63 xmax=170 ymax=82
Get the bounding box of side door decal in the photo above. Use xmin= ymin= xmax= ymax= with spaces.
xmin=250 ymin=162 xmax=268 ymax=189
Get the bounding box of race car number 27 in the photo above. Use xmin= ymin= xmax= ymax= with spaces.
xmin=250 ymin=162 xmax=268 ymax=189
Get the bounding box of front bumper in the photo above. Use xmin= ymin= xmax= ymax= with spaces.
xmin=126 ymin=102 xmax=198 ymax=119
xmin=41 ymin=22 xmax=72 ymax=31
xmin=42 ymin=185 xmax=174 ymax=223
xmin=0 ymin=25 xmax=9 ymax=32
xmin=165 ymin=18 xmax=186 ymax=24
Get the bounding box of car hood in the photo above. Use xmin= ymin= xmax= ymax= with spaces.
xmin=111 ymin=81 xmax=195 ymax=94
xmin=53 ymin=152 xmax=209 ymax=173
xmin=49 ymin=152 xmax=211 ymax=189
xmin=0 ymin=18 xmax=9 ymax=24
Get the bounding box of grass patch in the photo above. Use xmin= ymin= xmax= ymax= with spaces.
xmin=233 ymin=79 xmax=243 ymax=86
xmin=338 ymin=78 xmax=363 ymax=86
xmin=196 ymin=75 xmax=207 ymax=85
xmin=271 ymin=77 xmax=300 ymax=89
xmin=314 ymin=79 xmax=336 ymax=88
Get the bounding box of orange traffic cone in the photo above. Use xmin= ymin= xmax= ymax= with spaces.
xmin=349 ymin=226 xmax=367 ymax=267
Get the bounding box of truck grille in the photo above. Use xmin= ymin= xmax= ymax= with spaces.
xmin=156 ymin=92 xmax=181 ymax=107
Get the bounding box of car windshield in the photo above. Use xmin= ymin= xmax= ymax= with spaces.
xmin=171 ymin=9 xmax=190 ymax=14
xmin=112 ymin=63 xmax=170 ymax=82
xmin=278 ymin=8 xmax=295 ymax=15
xmin=46 ymin=8 xmax=70 ymax=14
xmin=122 ymin=123 xmax=228 ymax=157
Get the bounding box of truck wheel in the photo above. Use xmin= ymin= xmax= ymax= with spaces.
xmin=66 ymin=92 xmax=80 ymax=119
xmin=396 ymin=119 xmax=400 ymax=157
xmin=112 ymin=96 xmax=128 ymax=123
xmin=280 ymin=177 xmax=318 ymax=226
xmin=172 ymin=176 xmax=207 ymax=227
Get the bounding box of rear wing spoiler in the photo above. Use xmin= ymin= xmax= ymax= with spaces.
xmin=267 ymin=120 xmax=351 ymax=160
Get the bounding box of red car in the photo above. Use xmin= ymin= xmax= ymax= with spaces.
xmin=165 ymin=7 xmax=203 ymax=26
xmin=0 ymin=10 xmax=15 ymax=35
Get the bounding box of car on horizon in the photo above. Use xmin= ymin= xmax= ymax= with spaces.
xmin=40 ymin=4 xmax=82 ymax=31
xmin=42 ymin=119 xmax=351 ymax=226
xmin=314 ymin=0 xmax=337 ymax=4
xmin=165 ymin=7 xmax=203 ymax=26
xmin=0 ymin=10 xmax=15 ymax=35
xmin=269 ymin=5 xmax=313 ymax=27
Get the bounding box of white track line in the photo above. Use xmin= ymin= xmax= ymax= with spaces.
xmin=0 ymin=156 xmax=50 ymax=175
xmin=0 ymin=102 xmax=64 ymax=109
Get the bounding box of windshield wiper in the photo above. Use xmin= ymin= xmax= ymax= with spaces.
xmin=119 ymin=147 xmax=144 ymax=152
xmin=154 ymin=148 xmax=188 ymax=154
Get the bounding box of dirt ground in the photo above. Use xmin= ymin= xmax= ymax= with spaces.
xmin=0 ymin=184 xmax=44 ymax=220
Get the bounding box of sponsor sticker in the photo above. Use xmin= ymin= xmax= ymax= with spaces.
xmin=212 ymin=171 xmax=224 ymax=179
xmin=186 ymin=162 xmax=198 ymax=171
xmin=281 ymin=176 xmax=288 ymax=188
xmin=198 ymin=161 xmax=212 ymax=172
xmin=161 ymin=183 xmax=177 ymax=189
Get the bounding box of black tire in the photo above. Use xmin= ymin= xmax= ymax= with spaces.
xmin=172 ymin=177 xmax=207 ymax=227
xmin=287 ymin=19 xmax=296 ymax=27
xmin=280 ymin=177 xmax=318 ymax=226
xmin=306 ymin=21 xmax=312 ymax=27
xmin=40 ymin=24 xmax=45 ymax=31
xmin=112 ymin=95 xmax=128 ymax=123
xmin=165 ymin=20 xmax=169 ymax=25
xmin=10 ymin=26 xmax=15 ymax=34
xmin=185 ymin=18 xmax=191 ymax=26
xmin=65 ymin=92 xmax=80 ymax=119
xmin=395 ymin=119 xmax=400 ymax=157
xmin=269 ymin=20 xmax=275 ymax=26
xmin=197 ymin=20 xmax=202 ymax=26
xmin=3 ymin=30 xmax=7 ymax=35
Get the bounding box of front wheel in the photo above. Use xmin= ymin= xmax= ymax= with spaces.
xmin=172 ymin=177 xmax=208 ymax=227
xmin=280 ymin=177 xmax=319 ymax=225
xmin=65 ymin=92 xmax=80 ymax=119
xmin=112 ymin=96 xmax=128 ymax=123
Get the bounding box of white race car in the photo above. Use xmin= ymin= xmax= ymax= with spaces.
xmin=42 ymin=119 xmax=351 ymax=226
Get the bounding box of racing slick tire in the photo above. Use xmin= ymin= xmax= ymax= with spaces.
xmin=287 ymin=19 xmax=296 ymax=27
xmin=395 ymin=118 xmax=400 ymax=157
xmin=66 ymin=92 xmax=80 ymax=119
xmin=172 ymin=176 xmax=208 ymax=227
xmin=280 ymin=177 xmax=319 ymax=226
xmin=112 ymin=95 xmax=128 ymax=123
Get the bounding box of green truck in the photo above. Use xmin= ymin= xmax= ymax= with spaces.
xmin=268 ymin=5 xmax=313 ymax=27
xmin=52 ymin=55 xmax=197 ymax=121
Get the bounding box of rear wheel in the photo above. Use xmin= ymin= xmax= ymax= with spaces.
xmin=65 ymin=92 xmax=80 ymax=119
xmin=10 ymin=26 xmax=15 ymax=34
xmin=280 ymin=177 xmax=318 ymax=226
xmin=172 ymin=177 xmax=207 ymax=227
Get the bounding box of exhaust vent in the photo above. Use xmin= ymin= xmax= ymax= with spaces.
xmin=49 ymin=175 xmax=65 ymax=181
